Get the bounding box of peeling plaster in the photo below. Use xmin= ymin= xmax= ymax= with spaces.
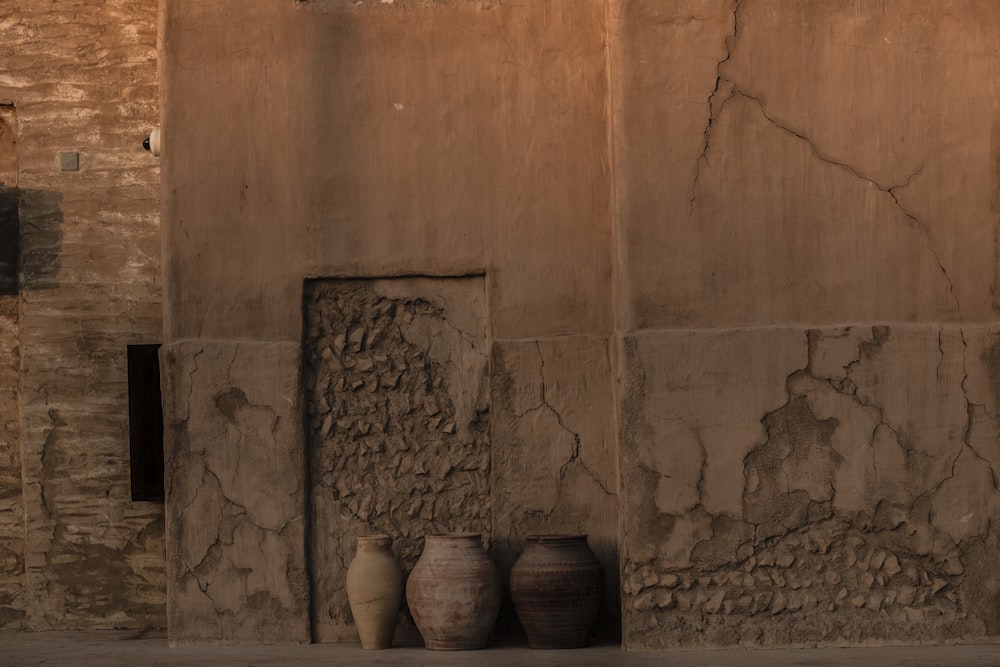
xmin=623 ymin=326 xmax=1000 ymax=648
xmin=161 ymin=341 xmax=309 ymax=644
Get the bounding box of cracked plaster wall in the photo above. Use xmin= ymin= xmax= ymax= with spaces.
xmin=160 ymin=0 xmax=619 ymax=645
xmin=491 ymin=335 xmax=620 ymax=639
xmin=622 ymin=327 xmax=1000 ymax=647
xmin=611 ymin=0 xmax=1000 ymax=649
xmin=301 ymin=280 xmax=621 ymax=644
xmin=160 ymin=0 xmax=1000 ymax=651
xmin=611 ymin=0 xmax=1000 ymax=327
xmin=160 ymin=341 xmax=310 ymax=644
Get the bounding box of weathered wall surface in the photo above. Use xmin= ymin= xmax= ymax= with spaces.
xmin=0 ymin=0 xmax=164 ymax=629
xmin=304 ymin=277 xmax=490 ymax=642
xmin=160 ymin=0 xmax=1000 ymax=651
xmin=621 ymin=326 xmax=1000 ymax=647
xmin=0 ymin=106 xmax=23 ymax=626
xmin=491 ymin=334 xmax=620 ymax=638
xmin=160 ymin=0 xmax=620 ymax=646
xmin=161 ymin=0 xmax=612 ymax=342
xmin=612 ymin=0 xmax=1000 ymax=650
xmin=0 ymin=291 xmax=21 ymax=627
xmin=160 ymin=341 xmax=310 ymax=644
xmin=611 ymin=0 xmax=1000 ymax=328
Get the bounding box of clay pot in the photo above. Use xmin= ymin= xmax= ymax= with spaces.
xmin=510 ymin=535 xmax=604 ymax=649
xmin=405 ymin=533 xmax=501 ymax=650
xmin=346 ymin=535 xmax=404 ymax=649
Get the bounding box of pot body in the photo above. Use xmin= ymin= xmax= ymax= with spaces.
xmin=510 ymin=535 xmax=604 ymax=649
xmin=346 ymin=535 xmax=404 ymax=649
xmin=405 ymin=533 xmax=501 ymax=650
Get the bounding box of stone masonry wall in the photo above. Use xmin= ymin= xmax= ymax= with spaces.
xmin=304 ymin=277 xmax=490 ymax=642
xmin=0 ymin=0 xmax=164 ymax=629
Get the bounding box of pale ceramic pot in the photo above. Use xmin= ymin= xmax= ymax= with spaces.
xmin=405 ymin=533 xmax=501 ymax=650
xmin=346 ymin=535 xmax=404 ymax=649
xmin=510 ymin=535 xmax=604 ymax=649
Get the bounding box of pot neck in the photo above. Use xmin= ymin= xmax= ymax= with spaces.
xmin=356 ymin=535 xmax=392 ymax=551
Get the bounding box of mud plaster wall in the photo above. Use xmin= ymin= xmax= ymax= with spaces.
xmin=160 ymin=0 xmax=1000 ymax=650
xmin=613 ymin=0 xmax=1000 ymax=650
xmin=621 ymin=327 xmax=1000 ymax=647
xmin=160 ymin=0 xmax=619 ymax=646
xmin=612 ymin=0 xmax=1000 ymax=328
xmin=0 ymin=0 xmax=164 ymax=630
xmin=160 ymin=341 xmax=310 ymax=644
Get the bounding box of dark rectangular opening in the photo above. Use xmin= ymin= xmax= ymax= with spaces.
xmin=128 ymin=343 xmax=164 ymax=502
xmin=0 ymin=105 xmax=18 ymax=296
xmin=0 ymin=185 xmax=17 ymax=296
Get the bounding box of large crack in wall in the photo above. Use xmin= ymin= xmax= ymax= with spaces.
xmin=644 ymin=0 xmax=991 ymax=328
xmin=694 ymin=54 xmax=961 ymax=320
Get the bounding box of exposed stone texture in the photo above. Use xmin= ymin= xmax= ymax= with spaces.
xmin=623 ymin=326 xmax=1000 ymax=648
xmin=160 ymin=341 xmax=309 ymax=644
xmin=611 ymin=0 xmax=1000 ymax=328
xmin=0 ymin=0 xmax=163 ymax=630
xmin=304 ymin=277 xmax=489 ymax=643
xmin=490 ymin=336 xmax=620 ymax=640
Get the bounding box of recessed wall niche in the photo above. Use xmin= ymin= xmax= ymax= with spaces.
xmin=302 ymin=275 xmax=489 ymax=642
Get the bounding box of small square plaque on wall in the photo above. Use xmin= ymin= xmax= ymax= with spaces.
xmin=59 ymin=152 xmax=79 ymax=171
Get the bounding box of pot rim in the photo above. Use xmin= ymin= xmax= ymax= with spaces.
xmin=525 ymin=534 xmax=588 ymax=542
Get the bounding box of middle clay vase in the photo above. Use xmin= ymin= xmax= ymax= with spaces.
xmin=405 ymin=533 xmax=501 ymax=650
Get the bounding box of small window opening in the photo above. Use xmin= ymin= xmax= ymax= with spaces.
xmin=128 ymin=343 xmax=164 ymax=502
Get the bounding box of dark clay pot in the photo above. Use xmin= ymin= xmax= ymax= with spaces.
xmin=510 ymin=535 xmax=604 ymax=649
